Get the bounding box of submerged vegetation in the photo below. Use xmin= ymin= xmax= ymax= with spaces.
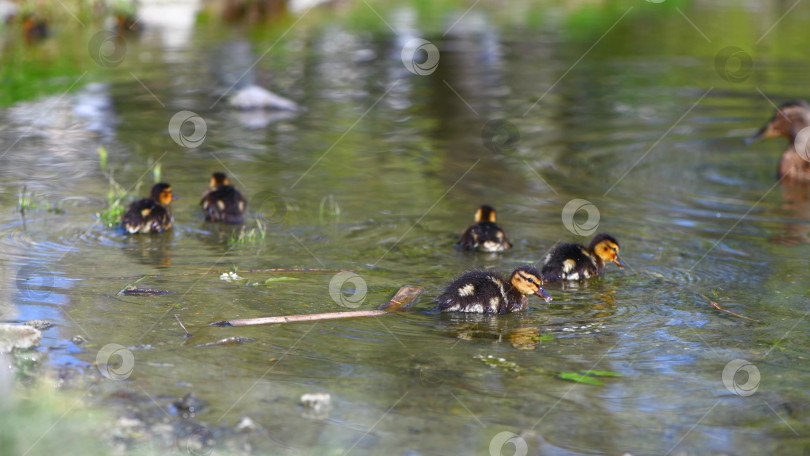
xmin=17 ymin=186 xmax=63 ymax=215
xmin=227 ymin=218 xmax=267 ymax=246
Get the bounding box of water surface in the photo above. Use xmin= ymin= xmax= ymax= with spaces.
xmin=1 ymin=1 xmax=809 ymax=454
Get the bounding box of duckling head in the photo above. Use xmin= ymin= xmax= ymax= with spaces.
xmin=150 ymin=183 xmax=175 ymax=206
xmin=746 ymin=100 xmax=810 ymax=143
xmin=209 ymin=172 xmax=230 ymax=188
xmin=510 ymin=265 xmax=552 ymax=302
xmin=589 ymin=233 xmax=625 ymax=268
xmin=474 ymin=205 xmax=498 ymax=223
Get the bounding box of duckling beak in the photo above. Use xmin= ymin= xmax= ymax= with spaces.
xmin=613 ymin=256 xmax=625 ymax=268
xmin=534 ymin=287 xmax=553 ymax=302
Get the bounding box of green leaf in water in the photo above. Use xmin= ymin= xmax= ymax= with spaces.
xmin=97 ymin=146 xmax=107 ymax=171
xmin=581 ymin=369 xmax=622 ymax=377
xmin=264 ymin=277 xmax=300 ymax=284
xmin=557 ymin=372 xmax=604 ymax=386
xmin=532 ymin=333 xmax=554 ymax=341
xmin=153 ymin=162 xmax=162 ymax=183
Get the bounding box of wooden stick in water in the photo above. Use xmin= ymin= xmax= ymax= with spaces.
xmin=210 ymin=285 xmax=424 ymax=327
xmin=698 ymin=293 xmax=760 ymax=322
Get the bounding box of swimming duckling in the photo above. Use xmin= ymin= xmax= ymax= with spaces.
xmin=541 ymin=233 xmax=624 ymax=282
xmin=457 ymin=205 xmax=512 ymax=252
xmin=21 ymin=13 xmax=48 ymax=44
xmin=122 ymin=183 xmax=175 ymax=234
xmin=746 ymin=100 xmax=810 ymax=184
xmin=115 ymin=13 xmax=142 ymax=35
xmin=435 ymin=265 xmax=552 ymax=315
xmin=200 ymin=172 xmax=247 ymax=224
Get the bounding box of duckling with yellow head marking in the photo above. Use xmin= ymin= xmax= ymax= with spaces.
xmin=122 ymin=183 xmax=175 ymax=234
xmin=540 ymin=233 xmax=624 ymax=282
xmin=200 ymin=172 xmax=247 ymax=224
xmin=436 ymin=265 xmax=552 ymax=315
xmin=457 ymin=205 xmax=512 ymax=252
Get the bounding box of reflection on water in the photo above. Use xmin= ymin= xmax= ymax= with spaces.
xmin=1 ymin=1 xmax=810 ymax=454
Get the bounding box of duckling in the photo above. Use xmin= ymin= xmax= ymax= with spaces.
xmin=457 ymin=205 xmax=512 ymax=252
xmin=122 ymin=183 xmax=175 ymax=234
xmin=540 ymin=233 xmax=624 ymax=282
xmin=435 ymin=265 xmax=552 ymax=315
xmin=746 ymin=100 xmax=810 ymax=184
xmin=115 ymin=13 xmax=142 ymax=35
xmin=200 ymin=172 xmax=247 ymax=224
xmin=21 ymin=13 xmax=48 ymax=44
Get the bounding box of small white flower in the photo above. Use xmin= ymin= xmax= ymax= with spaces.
xmin=220 ymin=272 xmax=242 ymax=282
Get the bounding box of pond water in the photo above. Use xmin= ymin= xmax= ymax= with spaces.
xmin=2 ymin=1 xmax=809 ymax=455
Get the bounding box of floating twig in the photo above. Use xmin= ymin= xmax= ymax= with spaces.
xmin=117 ymin=275 xmax=151 ymax=295
xmin=195 ymin=336 xmax=255 ymax=348
xmin=210 ymin=285 xmax=424 ymax=327
xmin=699 ymin=294 xmax=760 ymax=322
xmin=175 ymin=314 xmax=192 ymax=338
xmin=241 ymin=268 xmax=345 ymax=273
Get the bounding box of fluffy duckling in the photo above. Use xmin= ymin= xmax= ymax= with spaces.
xmin=122 ymin=183 xmax=175 ymax=234
xmin=200 ymin=172 xmax=247 ymax=224
xmin=115 ymin=14 xmax=142 ymax=35
xmin=457 ymin=205 xmax=512 ymax=252
xmin=435 ymin=265 xmax=552 ymax=315
xmin=21 ymin=13 xmax=48 ymax=44
xmin=746 ymin=100 xmax=810 ymax=184
xmin=541 ymin=233 xmax=624 ymax=282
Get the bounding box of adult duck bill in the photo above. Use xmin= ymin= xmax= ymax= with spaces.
xmin=744 ymin=125 xmax=767 ymax=145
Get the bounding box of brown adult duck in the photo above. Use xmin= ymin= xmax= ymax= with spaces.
xmin=746 ymin=100 xmax=810 ymax=184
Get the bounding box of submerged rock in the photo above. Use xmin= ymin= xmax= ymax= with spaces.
xmin=0 ymin=324 xmax=42 ymax=353
xmin=172 ymin=392 xmax=207 ymax=419
xmin=24 ymin=320 xmax=54 ymax=331
xmin=235 ymin=416 xmax=257 ymax=433
xmin=228 ymin=85 xmax=300 ymax=111
xmin=300 ymin=392 xmax=332 ymax=420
